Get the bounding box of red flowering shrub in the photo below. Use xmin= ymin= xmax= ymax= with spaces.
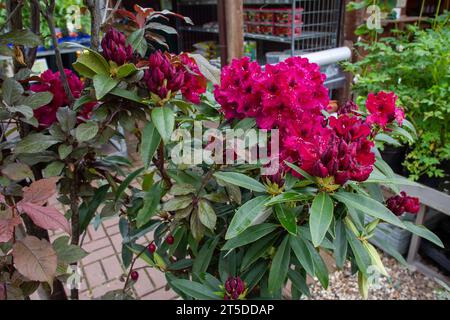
xmin=366 ymin=91 xmax=405 ymax=129
xmin=386 ymin=192 xmax=421 ymax=216
xmin=178 ymin=53 xmax=207 ymax=104
xmin=31 ymin=69 xmax=89 ymax=128
xmin=101 ymin=28 xmax=135 ymax=66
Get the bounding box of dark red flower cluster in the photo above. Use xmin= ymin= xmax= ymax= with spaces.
xmin=224 ymin=277 xmax=246 ymax=300
xmin=215 ymin=57 xmax=377 ymax=186
xmin=366 ymin=91 xmax=405 ymax=129
xmin=386 ymin=192 xmax=420 ymax=216
xmin=31 ymin=69 xmax=94 ymax=128
xmin=143 ymin=51 xmax=206 ymax=104
xmin=101 ymin=28 xmax=134 ymax=66
xmin=214 ymin=56 xmax=329 ymax=130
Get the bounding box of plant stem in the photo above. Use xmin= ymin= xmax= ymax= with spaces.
xmin=122 ymin=245 xmax=148 ymax=294
xmin=69 ymin=164 xmax=81 ymax=300
xmin=153 ymin=142 xmax=172 ymax=189
xmin=85 ymin=0 xmax=101 ymax=51
xmin=36 ymin=0 xmax=75 ymax=105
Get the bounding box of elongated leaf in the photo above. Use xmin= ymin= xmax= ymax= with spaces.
xmin=284 ymin=161 xmax=314 ymax=181
xmin=242 ymin=260 xmax=267 ymax=292
xmin=151 ymin=107 xmax=175 ymax=144
xmin=268 ymin=236 xmax=290 ymax=295
xmin=288 ymin=269 xmax=310 ymax=297
xmin=18 ymin=202 xmax=71 ymax=235
xmin=198 ymin=199 xmax=217 ymax=230
xmin=310 ymin=192 xmax=334 ymax=247
xmin=115 ymin=168 xmax=145 ymax=202
xmin=222 ymin=223 xmax=278 ymax=251
xmin=240 ymin=233 xmax=278 ymax=272
xmin=192 ymin=237 xmax=220 ymax=275
xmin=333 ymin=191 xmax=404 ymax=228
xmin=304 ymin=240 xmax=329 ymax=289
xmin=170 ymin=279 xmax=220 ymax=300
xmin=79 ymin=185 xmax=110 ymax=232
xmin=274 ymin=204 xmax=297 ymax=235
xmin=345 ymin=227 xmax=371 ymax=276
xmin=140 ymin=122 xmax=161 ymax=169
xmin=162 ymin=195 xmax=193 ymax=212
xmin=265 ymin=191 xmax=313 ymax=206
xmin=136 ymin=182 xmax=163 ymax=228
xmin=225 ymin=195 xmax=270 ymax=240
xmin=403 ymin=221 xmax=444 ymax=248
xmin=214 ymin=172 xmax=266 ymax=193
xmin=334 ymin=219 xmax=347 ymax=269
xmin=289 ymin=234 xmax=315 ymax=276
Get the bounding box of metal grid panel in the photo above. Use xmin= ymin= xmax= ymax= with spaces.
xmin=177 ymin=0 xmax=342 ymax=58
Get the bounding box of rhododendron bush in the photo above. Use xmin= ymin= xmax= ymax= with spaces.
xmin=0 ymin=4 xmax=444 ymax=301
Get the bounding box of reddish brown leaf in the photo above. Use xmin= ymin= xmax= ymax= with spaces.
xmin=0 ymin=209 xmax=21 ymax=243
xmin=12 ymin=236 xmax=57 ymax=286
xmin=18 ymin=202 xmax=70 ymax=234
xmin=20 ymin=177 xmax=59 ymax=206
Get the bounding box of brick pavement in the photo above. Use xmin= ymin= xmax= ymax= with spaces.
xmin=51 ymin=217 xmax=178 ymax=300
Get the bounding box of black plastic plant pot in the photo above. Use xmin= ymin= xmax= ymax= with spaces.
xmin=381 ymin=145 xmax=407 ymax=175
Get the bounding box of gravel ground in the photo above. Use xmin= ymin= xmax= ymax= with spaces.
xmin=306 ymin=253 xmax=449 ymax=300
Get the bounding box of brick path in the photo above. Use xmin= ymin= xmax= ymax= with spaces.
xmin=52 ymin=217 xmax=178 ymax=300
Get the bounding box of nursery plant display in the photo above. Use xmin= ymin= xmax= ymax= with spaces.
xmin=343 ymin=12 xmax=450 ymax=183
xmin=0 ymin=3 xmax=444 ymax=301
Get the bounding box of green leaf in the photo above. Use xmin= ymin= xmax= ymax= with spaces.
xmin=69 ymin=44 xmax=110 ymax=77
xmin=274 ymin=204 xmax=297 ymax=235
xmin=162 ymin=195 xmax=193 ymax=212
xmin=15 ymin=133 xmax=59 ymax=154
xmin=170 ymin=279 xmax=220 ymax=300
xmin=198 ymin=199 xmax=217 ymax=230
xmin=21 ymin=92 xmax=53 ymax=109
xmin=115 ymin=168 xmax=145 ymax=202
xmin=225 ymin=195 xmax=270 ymax=240
xmin=240 ymin=232 xmax=278 ymax=272
xmin=304 ymin=240 xmax=329 ymax=288
xmin=75 ymin=122 xmax=99 ymax=142
xmin=110 ymin=88 xmax=144 ymax=104
xmin=289 ymin=234 xmax=315 ymax=276
xmin=375 ymin=133 xmax=401 ymax=147
xmin=334 ymin=219 xmax=348 ymax=269
xmin=403 ymin=221 xmax=444 ymax=248
xmin=52 ymin=236 xmax=88 ymax=264
xmin=79 ymin=185 xmax=110 ymax=232
xmin=43 ymin=161 xmax=65 ymax=177
xmin=136 ymin=182 xmax=163 ymax=228
xmin=268 ymin=236 xmax=290 ymax=295
xmin=214 ymin=171 xmax=266 ymax=193
xmin=222 ymin=223 xmax=278 ymax=251
xmin=288 ymin=269 xmax=310 ymax=297
xmin=2 ymin=78 xmax=24 ymax=105
xmin=265 ymin=191 xmax=313 ymax=206
xmin=392 ymin=126 xmax=414 ymax=144
xmin=170 ymin=184 xmax=196 ymax=196
xmin=242 ymin=261 xmax=267 ymax=292
xmin=284 ymin=161 xmax=314 ymax=182
xmin=116 ymin=63 xmax=138 ymax=79
xmin=345 ymin=227 xmax=371 ymax=276
xmin=151 ymin=107 xmax=175 ymax=144
xmin=140 ymin=122 xmax=161 ymax=169
xmin=309 ymin=192 xmax=334 ymax=247
xmin=58 ymin=144 xmax=73 ymax=160
xmin=192 ymin=237 xmax=220 ymax=275
xmin=127 ymin=29 xmax=147 ymax=57
xmin=93 ymin=74 xmax=118 ymax=100
xmin=56 ymin=107 xmax=76 ymax=132
xmin=333 ymin=191 xmax=404 ymax=228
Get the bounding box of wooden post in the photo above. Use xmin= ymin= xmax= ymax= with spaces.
xmin=219 ymin=0 xmax=244 ymax=65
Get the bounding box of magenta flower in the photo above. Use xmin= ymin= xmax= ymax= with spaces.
xmin=31 ymin=69 xmax=87 ymax=128
xmin=101 ymin=28 xmax=134 ymax=66
xmin=387 ymin=192 xmax=420 ymax=216
xmin=224 ymin=277 xmax=246 ymax=300
xmin=178 ymin=53 xmax=207 ymax=104
xmin=366 ymin=91 xmax=404 ymax=129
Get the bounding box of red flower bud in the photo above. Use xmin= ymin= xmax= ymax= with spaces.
xmin=101 ymin=28 xmax=135 ymax=66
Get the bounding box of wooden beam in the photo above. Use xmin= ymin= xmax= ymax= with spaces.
xmin=224 ymin=0 xmax=244 ymax=64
